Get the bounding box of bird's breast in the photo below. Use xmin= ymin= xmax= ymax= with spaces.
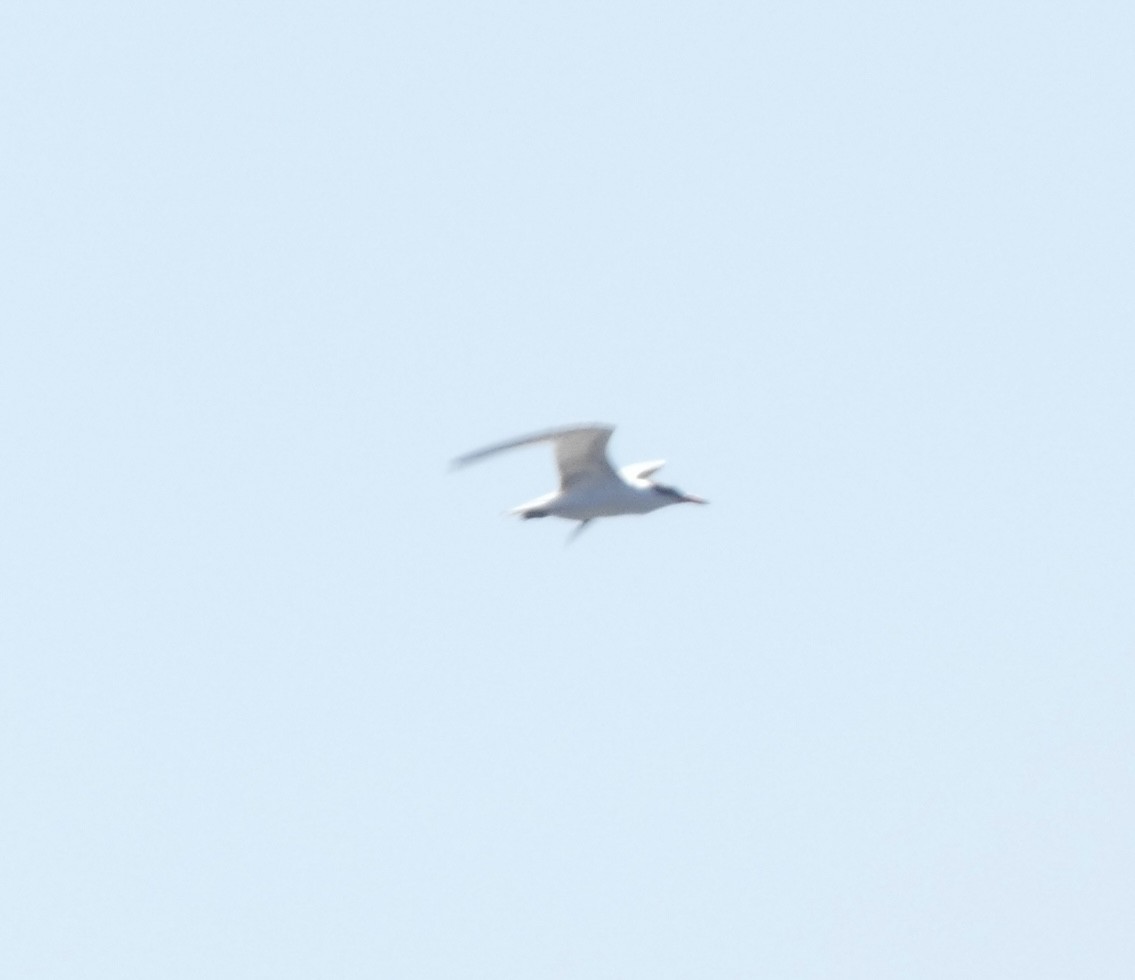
xmin=549 ymin=480 xmax=663 ymax=520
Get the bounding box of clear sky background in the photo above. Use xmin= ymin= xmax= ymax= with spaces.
xmin=3 ymin=3 xmax=1133 ymax=977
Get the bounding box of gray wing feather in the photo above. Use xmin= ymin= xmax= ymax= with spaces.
xmin=453 ymin=423 xmax=617 ymax=489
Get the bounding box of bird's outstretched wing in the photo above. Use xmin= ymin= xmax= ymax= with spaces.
xmin=453 ymin=423 xmax=617 ymax=489
xmin=620 ymin=459 xmax=666 ymax=482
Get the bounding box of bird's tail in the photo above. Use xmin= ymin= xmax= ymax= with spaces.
xmin=508 ymin=494 xmax=555 ymax=520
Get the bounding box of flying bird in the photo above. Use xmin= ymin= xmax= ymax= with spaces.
xmin=452 ymin=423 xmax=707 ymax=539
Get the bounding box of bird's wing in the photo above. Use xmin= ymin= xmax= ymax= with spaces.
xmin=619 ymin=459 xmax=666 ymax=482
xmin=551 ymin=426 xmax=618 ymax=489
xmin=453 ymin=423 xmax=617 ymax=489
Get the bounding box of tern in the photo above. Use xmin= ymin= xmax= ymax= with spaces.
xmin=453 ymin=423 xmax=707 ymax=539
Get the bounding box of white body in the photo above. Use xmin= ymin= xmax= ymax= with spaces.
xmin=512 ymin=464 xmax=683 ymax=521
xmin=453 ymin=423 xmax=706 ymax=534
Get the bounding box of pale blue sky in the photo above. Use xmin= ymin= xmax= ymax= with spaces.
xmin=3 ymin=2 xmax=1133 ymax=977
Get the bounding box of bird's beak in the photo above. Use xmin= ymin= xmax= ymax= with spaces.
xmin=680 ymin=493 xmax=708 ymax=504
